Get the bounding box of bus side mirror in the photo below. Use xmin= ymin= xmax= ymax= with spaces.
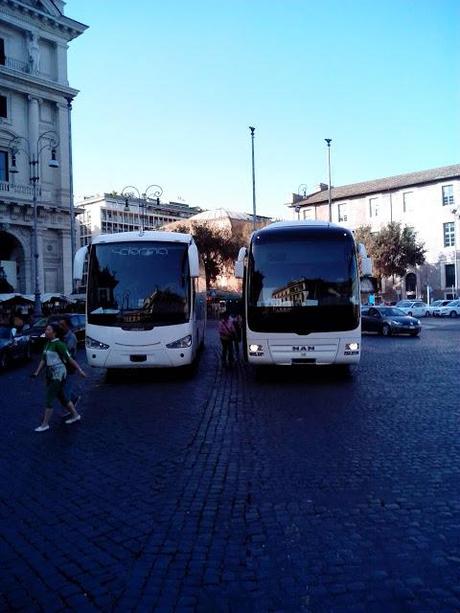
xmin=357 ymin=243 xmax=367 ymax=257
xmin=235 ymin=246 xmax=247 ymax=279
xmin=74 ymin=245 xmax=88 ymax=281
xmin=189 ymin=242 xmax=199 ymax=278
xmin=361 ymin=256 xmax=373 ymax=276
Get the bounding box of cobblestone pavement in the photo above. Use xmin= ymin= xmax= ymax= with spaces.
xmin=0 ymin=319 xmax=459 ymax=612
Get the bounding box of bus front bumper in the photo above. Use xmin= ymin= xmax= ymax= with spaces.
xmin=86 ymin=345 xmax=194 ymax=369
xmin=246 ymin=336 xmax=361 ymax=366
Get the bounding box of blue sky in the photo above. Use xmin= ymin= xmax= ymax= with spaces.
xmin=68 ymin=0 xmax=460 ymax=219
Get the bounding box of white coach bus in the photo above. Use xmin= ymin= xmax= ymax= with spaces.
xmin=74 ymin=231 xmax=206 ymax=369
xmin=235 ymin=220 xmax=371 ymax=369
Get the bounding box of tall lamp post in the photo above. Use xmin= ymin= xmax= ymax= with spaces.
xmin=121 ymin=184 xmax=163 ymax=235
xmin=325 ymin=138 xmax=332 ymax=222
xmin=249 ymin=126 xmax=256 ymax=232
xmin=9 ymin=131 xmax=60 ymax=320
xmin=452 ymin=206 xmax=459 ymax=298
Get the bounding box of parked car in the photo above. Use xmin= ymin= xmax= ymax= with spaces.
xmin=439 ymin=300 xmax=460 ymax=318
xmin=29 ymin=313 xmax=86 ymax=351
xmin=431 ymin=300 xmax=451 ymax=317
xmin=396 ymin=301 xmax=431 ymax=317
xmin=361 ymin=306 xmax=421 ymax=336
xmin=0 ymin=325 xmax=32 ymax=370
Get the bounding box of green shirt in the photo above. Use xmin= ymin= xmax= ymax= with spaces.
xmin=42 ymin=339 xmax=71 ymax=381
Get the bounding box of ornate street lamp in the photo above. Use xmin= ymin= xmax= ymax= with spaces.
xmin=120 ymin=184 xmax=163 ymax=235
xmin=8 ymin=131 xmax=60 ymax=319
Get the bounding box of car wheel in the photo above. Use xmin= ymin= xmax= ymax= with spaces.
xmin=449 ymin=311 xmax=458 ymax=318
xmin=0 ymin=352 xmax=8 ymax=370
xmin=382 ymin=324 xmax=392 ymax=336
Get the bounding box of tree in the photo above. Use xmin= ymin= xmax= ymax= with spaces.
xmin=172 ymin=222 xmax=242 ymax=286
xmin=354 ymin=225 xmax=375 ymax=258
xmin=360 ymin=222 xmax=426 ymax=280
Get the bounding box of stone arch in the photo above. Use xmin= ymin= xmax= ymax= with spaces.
xmin=405 ymin=272 xmax=417 ymax=298
xmin=0 ymin=229 xmax=27 ymax=293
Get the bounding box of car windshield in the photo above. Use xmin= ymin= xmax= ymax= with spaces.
xmin=0 ymin=326 xmax=11 ymax=339
xmin=377 ymin=307 xmax=407 ymax=317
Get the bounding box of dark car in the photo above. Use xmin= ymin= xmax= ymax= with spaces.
xmin=361 ymin=306 xmax=421 ymax=337
xmin=0 ymin=325 xmax=32 ymax=370
xmin=29 ymin=313 xmax=86 ymax=351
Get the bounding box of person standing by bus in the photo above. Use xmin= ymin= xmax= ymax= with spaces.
xmin=59 ymin=318 xmax=80 ymax=410
xmin=218 ymin=311 xmax=236 ymax=368
xmin=31 ymin=323 xmax=86 ymax=432
xmin=230 ymin=311 xmax=242 ymax=359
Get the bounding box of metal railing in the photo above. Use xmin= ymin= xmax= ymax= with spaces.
xmin=2 ymin=56 xmax=29 ymax=73
xmin=0 ymin=181 xmax=42 ymax=197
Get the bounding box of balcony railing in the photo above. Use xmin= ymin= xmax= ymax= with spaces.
xmin=0 ymin=181 xmax=42 ymax=197
xmin=2 ymin=56 xmax=29 ymax=73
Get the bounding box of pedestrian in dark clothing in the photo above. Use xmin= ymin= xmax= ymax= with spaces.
xmin=60 ymin=318 xmax=80 ymax=411
xmin=218 ymin=311 xmax=235 ymax=367
xmin=230 ymin=313 xmax=242 ymax=359
xmin=31 ymin=323 xmax=86 ymax=432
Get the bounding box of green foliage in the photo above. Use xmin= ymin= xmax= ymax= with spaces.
xmin=355 ymin=222 xmax=426 ymax=279
xmin=172 ymin=222 xmax=242 ymax=286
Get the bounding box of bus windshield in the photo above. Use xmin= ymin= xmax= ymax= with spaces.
xmin=87 ymin=241 xmax=190 ymax=328
xmin=248 ymin=228 xmax=360 ymax=333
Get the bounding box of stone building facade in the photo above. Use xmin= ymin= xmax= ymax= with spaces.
xmin=0 ymin=1 xmax=86 ymax=295
xmin=290 ymin=164 xmax=460 ymax=301
xmin=76 ymin=194 xmax=204 ymax=247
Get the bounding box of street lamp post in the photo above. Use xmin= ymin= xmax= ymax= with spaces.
xmin=452 ymin=207 xmax=459 ymax=298
xmin=249 ymin=126 xmax=256 ymax=232
xmin=121 ymin=184 xmax=163 ymax=235
xmin=9 ymin=131 xmax=59 ymax=320
xmin=325 ymin=138 xmax=332 ymax=222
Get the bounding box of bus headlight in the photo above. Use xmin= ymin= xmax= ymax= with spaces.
xmin=345 ymin=342 xmax=359 ymax=351
xmin=249 ymin=344 xmax=264 ymax=356
xmin=344 ymin=342 xmax=359 ymax=355
xmin=166 ymin=334 xmax=192 ymax=349
xmin=86 ymin=336 xmax=110 ymax=350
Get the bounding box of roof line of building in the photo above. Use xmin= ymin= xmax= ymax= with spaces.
xmin=292 ymin=163 xmax=460 ymax=207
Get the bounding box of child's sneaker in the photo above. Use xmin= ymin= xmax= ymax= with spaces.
xmin=35 ymin=424 xmax=49 ymax=432
xmin=65 ymin=414 xmax=81 ymax=425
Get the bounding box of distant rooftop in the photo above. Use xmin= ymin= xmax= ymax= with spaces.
xmin=189 ymin=208 xmax=271 ymax=222
xmin=291 ymin=163 xmax=460 ymax=207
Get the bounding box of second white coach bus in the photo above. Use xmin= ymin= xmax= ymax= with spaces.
xmin=235 ymin=220 xmax=371 ymax=369
xmin=74 ymin=231 xmax=206 ymax=369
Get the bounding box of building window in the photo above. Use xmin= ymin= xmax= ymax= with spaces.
xmin=369 ymin=197 xmax=379 ymax=218
xmin=443 ymin=222 xmax=455 ymax=247
xmin=445 ymin=264 xmax=455 ymax=288
xmin=0 ymin=150 xmax=8 ymax=181
xmin=0 ymin=39 xmax=5 ymax=66
xmin=303 ymin=207 xmax=314 ymax=220
xmin=338 ymin=203 xmax=348 ymax=222
xmin=403 ymin=191 xmax=415 ymax=213
xmin=442 ymin=185 xmax=454 ymax=206
xmin=0 ymin=95 xmax=7 ymax=118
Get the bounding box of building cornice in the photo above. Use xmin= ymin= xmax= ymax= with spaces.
xmin=0 ymin=1 xmax=88 ymax=41
xmin=0 ymin=66 xmax=79 ymax=100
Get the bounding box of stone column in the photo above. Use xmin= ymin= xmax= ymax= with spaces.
xmin=60 ymin=228 xmax=73 ymax=295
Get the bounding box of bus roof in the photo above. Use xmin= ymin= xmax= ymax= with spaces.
xmin=91 ymin=230 xmax=193 ymax=245
xmin=254 ymin=220 xmax=351 ymax=235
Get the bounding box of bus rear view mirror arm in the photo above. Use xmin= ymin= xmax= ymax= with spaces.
xmin=235 ymin=246 xmax=247 ymax=279
xmin=74 ymin=245 xmax=88 ymax=281
xmin=188 ymin=242 xmax=200 ymax=278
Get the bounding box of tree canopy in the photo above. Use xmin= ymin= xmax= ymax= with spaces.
xmin=172 ymin=223 xmax=243 ymax=286
xmin=355 ymin=222 xmax=426 ymax=279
